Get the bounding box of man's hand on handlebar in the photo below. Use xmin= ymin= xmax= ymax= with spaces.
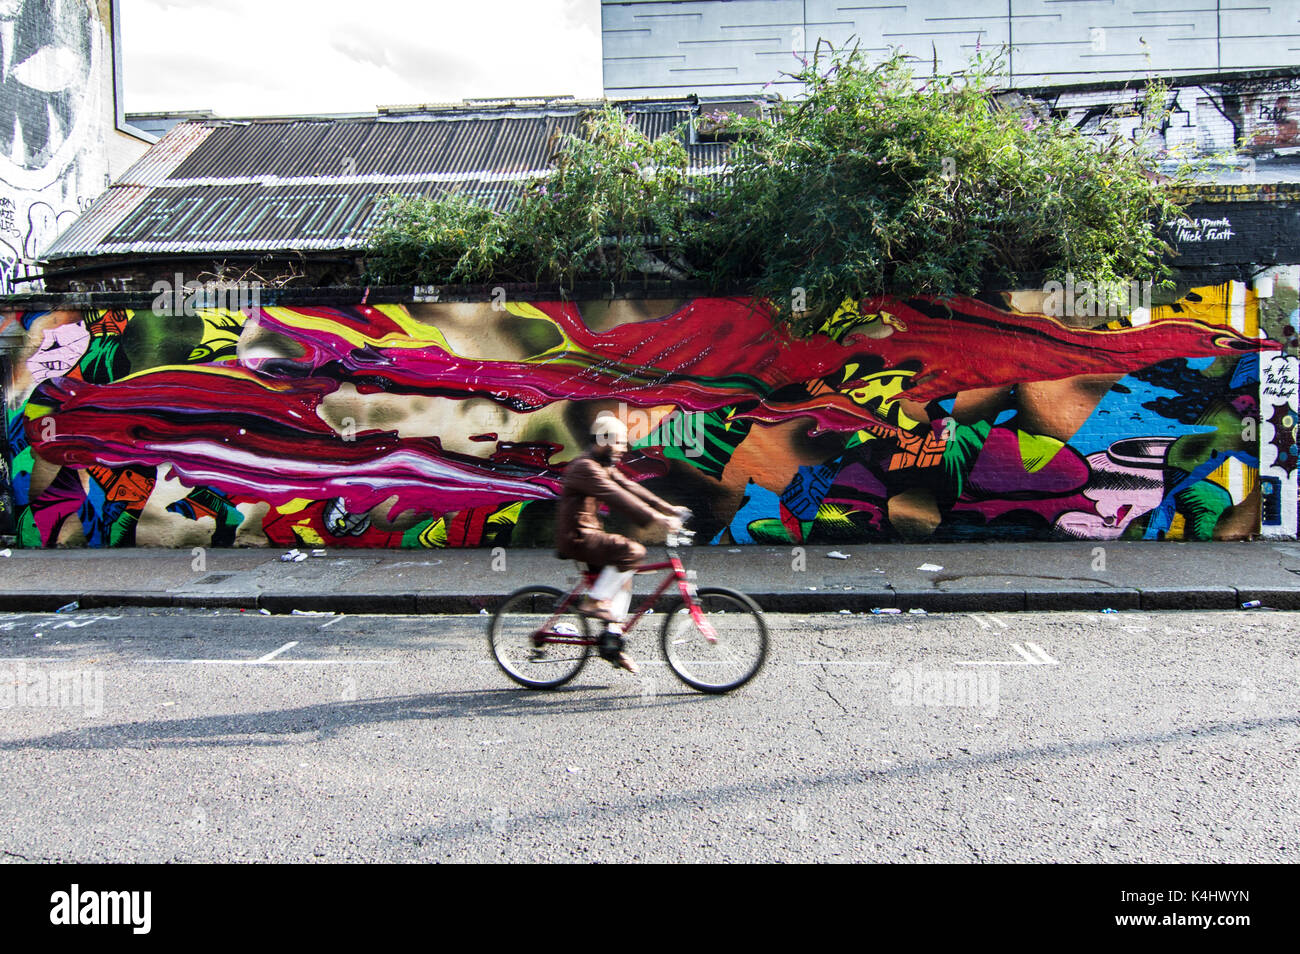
xmin=659 ymin=513 xmax=684 ymax=532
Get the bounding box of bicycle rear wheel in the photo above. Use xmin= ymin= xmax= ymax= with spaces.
xmin=660 ymin=586 xmax=768 ymax=694
xmin=489 ymin=585 xmax=591 ymax=689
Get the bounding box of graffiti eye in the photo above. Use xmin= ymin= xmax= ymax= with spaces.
xmin=1213 ymin=335 xmax=1254 ymax=351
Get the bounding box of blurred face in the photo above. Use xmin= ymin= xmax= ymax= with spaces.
xmin=593 ymin=417 xmax=628 ymax=462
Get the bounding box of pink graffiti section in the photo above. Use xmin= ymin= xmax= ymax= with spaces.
xmin=28 ymin=368 xmax=563 ymax=520
xmin=27 ymin=322 xmax=90 ymax=383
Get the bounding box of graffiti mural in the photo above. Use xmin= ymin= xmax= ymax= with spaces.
xmin=0 ymin=282 xmax=1289 ymax=549
xmin=1045 ymin=74 xmax=1300 ymax=162
xmin=1256 ymin=264 xmax=1300 ymax=538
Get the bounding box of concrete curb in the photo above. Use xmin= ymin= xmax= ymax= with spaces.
xmin=1 ymin=587 xmax=1291 ymax=614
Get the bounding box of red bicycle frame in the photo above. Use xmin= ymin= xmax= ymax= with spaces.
xmin=532 ymin=551 xmax=718 ymax=646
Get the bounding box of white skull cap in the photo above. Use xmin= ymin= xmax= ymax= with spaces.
xmin=592 ymin=412 xmax=628 ymax=445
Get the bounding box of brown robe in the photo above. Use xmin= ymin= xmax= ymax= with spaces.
xmin=555 ymin=451 xmax=675 ymax=569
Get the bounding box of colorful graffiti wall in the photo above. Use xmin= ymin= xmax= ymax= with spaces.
xmin=2 ymin=278 xmax=1297 ymax=549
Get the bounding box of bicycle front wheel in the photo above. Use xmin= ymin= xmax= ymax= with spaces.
xmin=489 ymin=585 xmax=591 ymax=689
xmin=660 ymin=586 xmax=768 ymax=694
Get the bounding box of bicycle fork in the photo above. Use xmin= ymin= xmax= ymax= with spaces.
xmin=672 ymin=555 xmax=718 ymax=644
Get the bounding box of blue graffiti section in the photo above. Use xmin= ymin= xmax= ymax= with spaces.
xmin=1070 ymin=359 xmax=1217 ymax=457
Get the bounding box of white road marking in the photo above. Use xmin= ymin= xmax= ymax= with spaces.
xmin=796 ymin=660 xmax=889 ymax=666
xmin=1023 ymin=641 xmax=1058 ymax=664
xmin=1011 ymin=642 xmax=1040 ymax=663
xmin=257 ymin=641 xmax=300 ymax=662
xmin=137 ymin=659 xmax=396 ymax=666
xmin=320 ymin=614 xmax=345 ymax=629
xmin=958 ymin=641 xmax=1059 ymax=666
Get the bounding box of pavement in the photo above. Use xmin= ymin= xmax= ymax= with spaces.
xmin=3 ymin=540 xmax=1300 ymax=613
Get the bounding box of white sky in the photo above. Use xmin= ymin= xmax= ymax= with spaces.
xmin=119 ymin=0 xmax=604 ymax=117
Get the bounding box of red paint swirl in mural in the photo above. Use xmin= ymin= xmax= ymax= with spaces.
xmin=251 ymin=298 xmax=1264 ymax=433
xmin=28 ymin=368 xmax=563 ymax=520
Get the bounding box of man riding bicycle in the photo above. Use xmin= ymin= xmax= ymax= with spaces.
xmin=555 ymin=412 xmax=688 ymax=674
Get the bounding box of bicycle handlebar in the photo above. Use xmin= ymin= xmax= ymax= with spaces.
xmin=667 ymin=508 xmax=695 ymax=548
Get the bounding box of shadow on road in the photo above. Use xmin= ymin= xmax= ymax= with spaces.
xmin=391 ymin=710 xmax=1300 ymax=849
xmin=2 ymin=686 xmax=709 ymax=751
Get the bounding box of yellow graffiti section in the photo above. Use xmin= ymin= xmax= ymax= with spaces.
xmin=839 ymin=368 xmax=923 ymax=441
xmin=415 ymin=518 xmax=447 ymax=548
xmin=1208 ymin=456 xmax=1257 ymax=506
xmin=414 ymin=501 xmax=526 ymax=549
xmin=271 ymin=498 xmax=326 ymax=546
xmin=1018 ymin=430 xmax=1066 ymax=473
xmin=820 ymin=297 xmax=908 ymax=341
xmin=189 ymin=308 xmax=249 ymax=362
xmin=1110 ymin=282 xmax=1261 ymax=337
xmin=261 ymin=305 xmax=452 ymax=352
xmin=503 ymin=300 xmax=583 ymax=363
xmin=291 ymin=524 xmax=326 ymax=546
xmin=113 ymin=362 xmax=304 ymax=391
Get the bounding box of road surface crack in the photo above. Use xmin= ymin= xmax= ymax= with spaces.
xmin=813 ymin=667 xmax=850 ymax=715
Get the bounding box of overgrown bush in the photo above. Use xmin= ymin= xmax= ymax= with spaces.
xmin=509 ymin=106 xmax=697 ymax=285
xmin=363 ymin=192 xmax=523 ymax=286
xmin=365 ymin=44 xmax=1193 ymax=336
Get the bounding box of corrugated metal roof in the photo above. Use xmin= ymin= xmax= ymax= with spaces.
xmin=44 ymin=97 xmax=755 ymax=260
xmin=116 ymin=122 xmax=217 ymax=187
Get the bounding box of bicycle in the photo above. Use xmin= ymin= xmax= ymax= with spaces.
xmin=487 ymin=522 xmax=768 ymax=694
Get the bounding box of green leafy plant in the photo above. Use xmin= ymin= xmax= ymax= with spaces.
xmin=509 ymin=106 xmax=696 ymax=284
xmin=366 ymin=106 xmax=695 ymax=288
xmin=365 ymin=44 xmax=1195 ymax=336
xmin=365 ymin=191 xmax=524 ymax=286
xmin=701 ymin=44 xmax=1193 ymax=332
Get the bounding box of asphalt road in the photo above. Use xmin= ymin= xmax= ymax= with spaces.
xmin=0 ymin=607 xmax=1296 ymax=863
